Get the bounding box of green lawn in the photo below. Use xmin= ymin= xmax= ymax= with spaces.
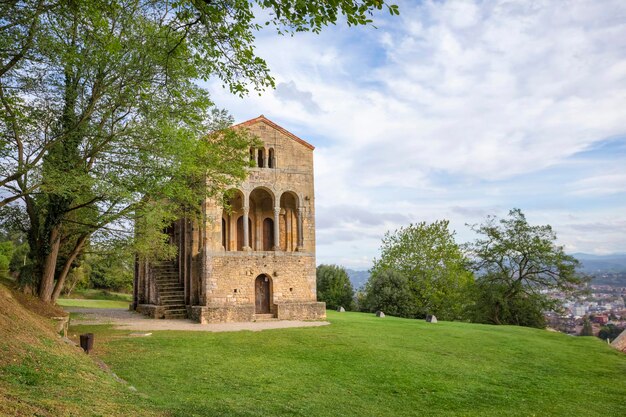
xmin=71 ymin=311 xmax=626 ymax=417
xmin=57 ymin=289 xmax=131 ymax=309
xmin=57 ymin=298 xmax=129 ymax=309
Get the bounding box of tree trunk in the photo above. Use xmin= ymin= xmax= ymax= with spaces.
xmin=39 ymin=227 xmax=61 ymax=302
xmin=51 ymin=234 xmax=88 ymax=303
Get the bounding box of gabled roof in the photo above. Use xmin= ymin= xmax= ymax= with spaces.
xmin=232 ymin=115 xmax=315 ymax=150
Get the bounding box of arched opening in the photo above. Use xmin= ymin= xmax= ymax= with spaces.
xmin=249 ymin=147 xmax=255 ymax=163
xmin=249 ymin=187 xmax=275 ymax=251
xmin=257 ymin=148 xmax=265 ymax=168
xmin=279 ymin=191 xmax=299 ymax=251
xmin=222 ymin=189 xmax=244 ymax=251
xmin=268 ymin=148 xmax=275 ymax=168
xmin=263 ymin=218 xmax=274 ymax=251
xmin=255 ymin=274 xmax=272 ymax=314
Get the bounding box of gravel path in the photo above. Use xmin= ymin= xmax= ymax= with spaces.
xmin=66 ymin=307 xmax=329 ymax=332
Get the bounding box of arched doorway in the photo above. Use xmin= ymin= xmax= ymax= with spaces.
xmin=249 ymin=187 xmax=275 ymax=251
xmin=255 ymin=274 xmax=271 ymax=314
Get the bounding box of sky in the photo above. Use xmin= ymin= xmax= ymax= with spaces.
xmin=205 ymin=0 xmax=626 ymax=269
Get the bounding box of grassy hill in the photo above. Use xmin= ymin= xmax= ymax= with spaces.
xmin=71 ymin=311 xmax=626 ymax=417
xmin=0 ymin=282 xmax=162 ymax=416
xmin=2 ymin=279 xmax=626 ymax=416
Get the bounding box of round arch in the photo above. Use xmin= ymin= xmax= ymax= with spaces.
xmin=222 ymin=189 xmax=245 ymax=251
xmin=279 ymin=191 xmax=300 ymax=252
xmin=249 ymin=187 xmax=276 ymax=251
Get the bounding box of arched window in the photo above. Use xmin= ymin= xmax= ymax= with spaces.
xmin=257 ymin=148 xmax=265 ymax=167
xmin=279 ymin=192 xmax=299 ymax=251
xmin=249 ymin=147 xmax=255 ymax=163
xmin=268 ymin=148 xmax=275 ymax=168
xmin=222 ymin=189 xmax=243 ymax=251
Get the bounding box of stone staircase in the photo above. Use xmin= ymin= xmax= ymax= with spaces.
xmin=153 ymin=261 xmax=187 ymax=319
xmin=254 ymin=313 xmax=277 ymax=322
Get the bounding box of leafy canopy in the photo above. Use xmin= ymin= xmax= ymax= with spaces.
xmin=465 ymin=208 xmax=586 ymax=327
xmin=369 ymin=220 xmax=474 ymax=320
xmin=316 ymin=264 xmax=354 ymax=310
xmin=0 ymin=0 xmax=398 ymax=301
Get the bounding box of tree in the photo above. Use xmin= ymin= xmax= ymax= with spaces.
xmin=580 ymin=318 xmax=594 ymax=336
xmin=316 ymin=264 xmax=354 ymax=310
xmin=466 ymin=209 xmax=586 ymax=328
xmin=368 ymin=220 xmax=474 ymax=320
xmin=599 ymin=324 xmax=623 ymax=342
xmin=362 ymin=269 xmax=415 ymax=317
xmin=1 ymin=0 xmax=398 ymax=302
xmin=0 ymin=240 xmax=14 ymax=274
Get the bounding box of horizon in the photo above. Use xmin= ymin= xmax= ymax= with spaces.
xmin=205 ymin=0 xmax=626 ymax=269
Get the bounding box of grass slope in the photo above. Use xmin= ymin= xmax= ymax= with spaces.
xmin=0 ymin=283 xmax=162 ymax=417
xmin=73 ymin=312 xmax=626 ymax=417
xmin=57 ymin=289 xmax=132 ymax=309
xmin=56 ymin=298 xmax=129 ymax=309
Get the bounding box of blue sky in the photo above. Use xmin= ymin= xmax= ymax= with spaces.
xmin=205 ymin=0 xmax=626 ymax=269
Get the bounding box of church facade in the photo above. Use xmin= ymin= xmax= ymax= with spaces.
xmin=133 ymin=115 xmax=326 ymax=323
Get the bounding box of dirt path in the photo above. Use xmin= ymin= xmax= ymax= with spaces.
xmin=66 ymin=307 xmax=329 ymax=332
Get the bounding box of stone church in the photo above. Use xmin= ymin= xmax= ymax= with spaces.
xmin=133 ymin=115 xmax=326 ymax=323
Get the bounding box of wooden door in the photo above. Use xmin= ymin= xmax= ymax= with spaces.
xmin=255 ymin=275 xmax=270 ymax=313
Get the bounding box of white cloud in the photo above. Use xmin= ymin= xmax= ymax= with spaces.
xmin=206 ymin=0 xmax=626 ymax=267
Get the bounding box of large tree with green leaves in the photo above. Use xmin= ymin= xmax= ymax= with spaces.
xmin=465 ymin=209 xmax=586 ymax=328
xmin=1 ymin=0 xmax=398 ymax=302
xmin=368 ymin=220 xmax=474 ymax=320
xmin=316 ymin=264 xmax=354 ymax=310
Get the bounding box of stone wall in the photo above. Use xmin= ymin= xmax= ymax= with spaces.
xmin=190 ymin=305 xmax=255 ymax=324
xmin=137 ymin=304 xmax=165 ymax=319
xmin=204 ymin=251 xmax=317 ymax=306
xmin=276 ymin=302 xmax=326 ymax=320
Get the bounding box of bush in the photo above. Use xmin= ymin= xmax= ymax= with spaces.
xmin=363 ymin=269 xmax=416 ymax=317
xmin=316 ymin=265 xmax=354 ymax=310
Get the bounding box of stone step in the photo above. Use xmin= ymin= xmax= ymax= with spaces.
xmin=255 ymin=314 xmax=277 ymax=321
xmin=159 ymin=290 xmax=184 ymax=295
xmin=157 ymin=285 xmax=181 ymax=290
xmin=163 ymin=305 xmax=186 ymax=311
xmin=162 ymin=300 xmax=184 ymax=306
xmin=164 ymin=313 xmax=187 ymax=319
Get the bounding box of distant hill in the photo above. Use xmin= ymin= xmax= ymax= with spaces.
xmin=345 ymin=269 xmax=370 ymax=290
xmin=571 ymin=253 xmax=626 ymax=274
xmin=343 ymin=254 xmax=626 ymax=289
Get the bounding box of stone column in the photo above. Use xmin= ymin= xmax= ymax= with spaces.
xmin=273 ymin=207 xmax=281 ymax=250
xmin=255 ymin=208 xmax=262 ymax=250
xmin=243 ymin=206 xmax=251 ymax=251
xmin=296 ymin=207 xmax=304 ymax=251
